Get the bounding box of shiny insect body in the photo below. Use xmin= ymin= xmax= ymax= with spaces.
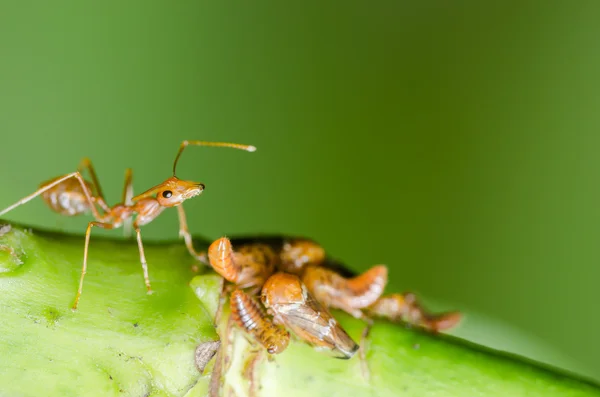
xmin=261 ymin=272 xmax=359 ymax=358
xmin=207 ymin=236 xmax=277 ymax=290
xmin=207 ymin=235 xmax=462 ymax=357
xmin=208 ymin=236 xmax=360 ymax=358
xmin=366 ymin=293 xmax=462 ymax=332
xmin=302 ymin=265 xmax=388 ymax=319
xmin=0 ymin=140 xmax=255 ymax=309
xmin=230 ymin=289 xmax=290 ymax=354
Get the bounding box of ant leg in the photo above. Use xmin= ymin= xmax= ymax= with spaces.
xmin=133 ymin=224 xmax=153 ymax=294
xmin=121 ymin=168 xmax=134 ymax=238
xmin=72 ymin=221 xmax=115 ymax=310
xmin=121 ymin=168 xmax=134 ymax=205
xmin=176 ymin=204 xmax=207 ymax=263
xmin=77 ymin=158 xmax=111 ymax=213
xmin=0 ymin=172 xmax=107 ymax=222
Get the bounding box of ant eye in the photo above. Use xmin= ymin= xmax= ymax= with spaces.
xmin=162 ymin=190 xmax=173 ymax=198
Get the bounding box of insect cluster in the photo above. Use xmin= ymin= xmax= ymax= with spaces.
xmin=205 ymin=236 xmax=462 ymax=359
xmin=0 ymin=138 xmax=461 ymax=361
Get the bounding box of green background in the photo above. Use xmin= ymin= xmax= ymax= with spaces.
xmin=1 ymin=1 xmax=598 ymax=382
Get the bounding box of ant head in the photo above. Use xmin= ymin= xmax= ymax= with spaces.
xmin=156 ymin=177 xmax=205 ymax=207
xmin=133 ymin=177 xmax=205 ymax=208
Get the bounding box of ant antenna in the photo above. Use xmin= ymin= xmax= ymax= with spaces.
xmin=173 ymin=140 xmax=257 ymax=176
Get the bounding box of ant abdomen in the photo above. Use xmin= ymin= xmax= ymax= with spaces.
xmin=230 ymin=289 xmax=290 ymax=354
xmin=40 ymin=176 xmax=94 ymax=216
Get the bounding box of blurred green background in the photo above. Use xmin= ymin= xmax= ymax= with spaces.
xmin=1 ymin=1 xmax=599 ymax=382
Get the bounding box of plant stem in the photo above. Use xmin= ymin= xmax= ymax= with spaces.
xmin=0 ymin=224 xmax=598 ymax=397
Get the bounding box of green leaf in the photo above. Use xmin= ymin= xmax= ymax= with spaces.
xmin=0 ymin=224 xmax=598 ymax=397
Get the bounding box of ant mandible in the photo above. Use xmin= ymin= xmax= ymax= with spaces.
xmin=0 ymin=140 xmax=256 ymax=310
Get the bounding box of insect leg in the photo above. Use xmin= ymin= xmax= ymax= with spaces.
xmin=0 ymin=172 xmax=107 ymax=222
xmin=121 ymin=168 xmax=134 ymax=238
xmin=176 ymin=204 xmax=207 ymax=263
xmin=133 ymin=224 xmax=153 ymax=294
xmin=365 ymin=292 xmax=462 ymax=332
xmin=243 ymin=349 xmax=264 ymax=397
xmin=72 ymin=221 xmax=115 ymax=310
xmin=77 ymin=158 xmax=110 ymax=212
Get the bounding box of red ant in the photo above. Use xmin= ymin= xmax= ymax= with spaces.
xmin=0 ymin=140 xmax=256 ymax=310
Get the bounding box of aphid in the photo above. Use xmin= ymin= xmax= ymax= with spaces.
xmin=208 ymin=237 xmax=360 ymax=357
xmin=207 ymin=237 xmax=276 ymax=289
xmin=278 ymin=238 xmax=326 ymax=274
xmin=207 ymin=236 xmax=461 ymax=359
xmin=301 ymin=265 xmax=388 ymax=319
xmin=211 ymin=237 xmax=388 ymax=320
xmin=366 ymin=292 xmax=462 ymax=332
xmin=0 ymin=140 xmax=255 ymax=310
xmin=230 ymin=289 xmax=290 ymax=354
xmin=261 ymin=272 xmax=359 ymax=359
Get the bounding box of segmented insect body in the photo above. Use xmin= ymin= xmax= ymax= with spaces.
xmin=207 ymin=236 xmax=462 ymax=358
xmin=207 ymin=236 xmax=356 ymax=289
xmin=0 ymin=140 xmax=256 ymax=310
xmin=302 ymin=265 xmax=388 ymax=319
xmin=367 ymin=293 xmax=462 ymax=332
xmin=279 ymin=238 xmax=326 ymax=274
xmin=213 ymin=236 xmax=326 ymax=274
xmin=230 ymin=289 xmax=290 ymax=354
xmin=208 ymin=237 xmax=276 ymax=289
xmin=261 ymin=272 xmax=359 ymax=359
xmin=40 ymin=176 xmax=97 ymax=216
